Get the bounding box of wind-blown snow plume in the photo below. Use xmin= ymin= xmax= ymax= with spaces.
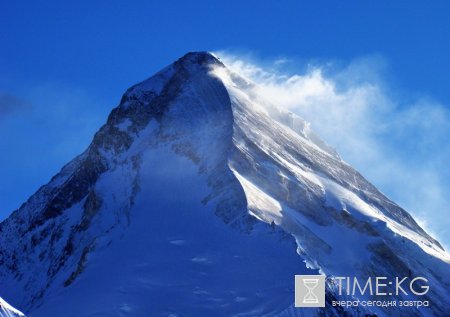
xmin=216 ymin=51 xmax=450 ymax=250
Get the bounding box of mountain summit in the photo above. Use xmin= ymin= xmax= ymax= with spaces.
xmin=1 ymin=52 xmax=449 ymax=316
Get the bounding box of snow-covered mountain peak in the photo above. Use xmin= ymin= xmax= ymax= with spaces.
xmin=122 ymin=51 xmax=223 ymax=99
xmin=178 ymin=51 xmax=223 ymax=66
xmin=0 ymin=52 xmax=449 ymax=317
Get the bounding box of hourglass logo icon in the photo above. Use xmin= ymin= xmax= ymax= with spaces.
xmin=302 ymin=278 xmax=320 ymax=303
xmin=295 ymin=275 xmax=325 ymax=307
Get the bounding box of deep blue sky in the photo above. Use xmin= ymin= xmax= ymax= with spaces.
xmin=1 ymin=1 xmax=449 ymax=245
xmin=2 ymin=1 xmax=450 ymax=103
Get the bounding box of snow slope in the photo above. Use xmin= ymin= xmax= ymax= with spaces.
xmin=0 ymin=298 xmax=24 ymax=317
xmin=0 ymin=52 xmax=448 ymax=316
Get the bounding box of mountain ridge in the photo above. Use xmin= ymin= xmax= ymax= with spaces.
xmin=0 ymin=51 xmax=448 ymax=317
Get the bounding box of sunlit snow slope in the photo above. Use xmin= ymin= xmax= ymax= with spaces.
xmin=0 ymin=298 xmax=24 ymax=317
xmin=0 ymin=52 xmax=449 ymax=317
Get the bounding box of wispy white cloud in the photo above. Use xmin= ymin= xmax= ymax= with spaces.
xmin=216 ymin=51 xmax=450 ymax=250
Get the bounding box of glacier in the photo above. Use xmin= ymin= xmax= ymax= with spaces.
xmin=0 ymin=52 xmax=448 ymax=316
